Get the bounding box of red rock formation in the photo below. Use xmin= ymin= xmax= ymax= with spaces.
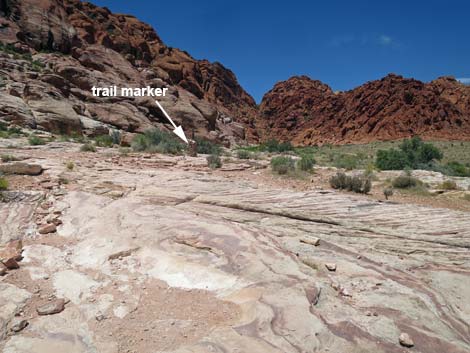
xmin=259 ymin=74 xmax=470 ymax=145
xmin=0 ymin=0 xmax=258 ymax=144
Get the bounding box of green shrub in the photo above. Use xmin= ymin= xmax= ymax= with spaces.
xmin=329 ymin=172 xmax=348 ymax=189
xmin=439 ymin=180 xmax=458 ymax=190
xmin=391 ymin=174 xmax=421 ymax=189
xmin=297 ymin=154 xmax=315 ymax=171
xmin=236 ymin=150 xmax=251 ymax=159
xmin=66 ymin=161 xmax=74 ymax=171
xmin=333 ymin=154 xmax=360 ymax=170
xmin=207 ymin=153 xmax=222 ymax=169
xmin=94 ymin=134 xmax=114 ymax=147
xmin=80 ymin=143 xmax=96 ymax=152
xmin=329 ymin=172 xmax=371 ymax=194
xmin=271 ymin=156 xmax=295 ymax=175
xmin=376 ymin=137 xmax=443 ymax=170
xmin=195 ymin=137 xmax=221 ymax=155
xmin=0 ymin=176 xmax=8 ymax=191
xmin=28 ymin=135 xmax=46 ymax=146
xmin=131 ymin=129 xmax=185 ymax=155
xmin=463 ymin=194 xmax=470 ymax=202
xmin=376 ymin=149 xmax=409 ymax=170
xmin=261 ymin=139 xmax=293 ymax=153
xmin=1 ymin=154 xmax=19 ymax=162
xmin=443 ymin=161 xmax=470 ymax=177
xmin=383 ymin=187 xmax=394 ymax=200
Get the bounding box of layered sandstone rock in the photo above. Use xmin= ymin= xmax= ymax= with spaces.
xmin=259 ymin=74 xmax=470 ymax=145
xmin=0 ymin=0 xmax=257 ymax=144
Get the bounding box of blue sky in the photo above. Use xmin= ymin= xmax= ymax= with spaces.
xmin=92 ymin=0 xmax=469 ymax=102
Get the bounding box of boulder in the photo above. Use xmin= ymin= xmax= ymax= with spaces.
xmin=0 ymin=93 xmax=36 ymax=128
xmin=36 ymin=299 xmax=65 ymax=315
xmin=399 ymin=332 xmax=414 ymax=348
xmin=0 ymin=163 xmax=43 ymax=175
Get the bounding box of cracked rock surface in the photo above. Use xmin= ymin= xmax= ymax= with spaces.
xmin=0 ymin=143 xmax=469 ymax=353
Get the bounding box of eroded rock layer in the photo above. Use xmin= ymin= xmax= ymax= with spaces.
xmin=259 ymin=75 xmax=470 ymax=145
xmin=0 ymin=143 xmax=469 ymax=352
xmin=0 ymin=0 xmax=258 ymax=144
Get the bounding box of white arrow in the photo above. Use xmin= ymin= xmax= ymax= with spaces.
xmin=155 ymin=100 xmax=189 ymax=144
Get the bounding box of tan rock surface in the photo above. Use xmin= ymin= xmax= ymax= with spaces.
xmin=0 ymin=143 xmax=468 ymax=352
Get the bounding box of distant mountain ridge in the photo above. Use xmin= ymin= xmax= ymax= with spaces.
xmin=258 ymin=74 xmax=470 ymax=144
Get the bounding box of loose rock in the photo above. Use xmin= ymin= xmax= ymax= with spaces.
xmin=36 ymin=299 xmax=65 ymax=315
xmin=10 ymin=318 xmax=28 ymax=333
xmin=38 ymin=223 xmax=57 ymax=234
xmin=300 ymin=236 xmax=320 ymax=246
xmin=0 ymin=162 xmax=43 ymax=176
xmin=325 ymin=263 xmax=337 ymax=272
xmin=399 ymin=332 xmax=414 ymax=347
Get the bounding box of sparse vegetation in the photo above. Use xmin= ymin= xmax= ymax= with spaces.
xmin=439 ymin=180 xmax=458 ymax=190
xmin=28 ymin=135 xmax=47 ymax=146
xmin=0 ymin=175 xmax=8 ymax=191
xmin=261 ymin=139 xmax=293 ymax=153
xmin=238 ymin=139 xmax=470 ymax=173
xmin=59 ymin=177 xmax=69 ymax=185
xmin=333 ymin=153 xmax=361 ymax=170
xmin=440 ymin=161 xmax=470 ymax=177
xmin=0 ymin=123 xmax=24 ymax=139
xmin=131 ymin=129 xmax=185 ymax=155
xmin=80 ymin=143 xmax=96 ymax=152
xmin=93 ymin=134 xmax=114 ymax=147
xmin=391 ymin=172 xmax=421 ymax=189
xmin=236 ymin=149 xmax=251 ymax=159
xmin=207 ymin=153 xmax=222 ymax=169
xmin=329 ymin=172 xmax=371 ymax=194
xmin=66 ymin=161 xmax=75 ymax=171
xmin=383 ymin=187 xmax=394 ymax=200
xmin=297 ymin=154 xmax=315 ymax=171
xmin=0 ymin=43 xmax=45 ymax=71
xmin=271 ymin=156 xmax=296 ymax=175
xmin=1 ymin=154 xmax=19 ymax=162
xmin=463 ymin=194 xmax=470 ymax=202
xmin=195 ymin=137 xmax=221 ymax=155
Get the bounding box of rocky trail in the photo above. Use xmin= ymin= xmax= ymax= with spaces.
xmin=0 ymin=143 xmax=469 ymax=353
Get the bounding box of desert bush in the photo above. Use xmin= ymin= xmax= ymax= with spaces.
xmin=1 ymin=154 xmax=19 ymax=162
xmin=391 ymin=173 xmax=421 ymax=189
xmin=376 ymin=137 xmax=443 ymax=170
xmin=94 ymin=134 xmax=114 ymax=147
xmin=333 ymin=154 xmax=360 ymax=170
xmin=80 ymin=143 xmax=96 ymax=152
xmin=329 ymin=172 xmax=348 ymax=189
xmin=329 ymin=172 xmax=371 ymax=194
xmin=58 ymin=177 xmax=69 ymax=185
xmin=383 ymin=187 xmax=394 ymax=200
xmin=0 ymin=175 xmax=8 ymax=191
xmin=110 ymin=130 xmax=121 ymax=145
xmin=442 ymin=161 xmax=470 ymax=177
xmin=131 ymin=129 xmax=185 ymax=155
xmin=463 ymin=194 xmax=470 ymax=202
xmin=297 ymin=154 xmax=315 ymax=171
xmin=376 ymin=149 xmax=409 ymax=170
xmin=207 ymin=153 xmax=222 ymax=169
xmin=28 ymin=135 xmax=46 ymax=146
xmin=236 ymin=150 xmax=251 ymax=159
xmin=261 ymin=139 xmax=293 ymax=153
xmin=195 ymin=137 xmax=221 ymax=155
xmin=66 ymin=161 xmax=74 ymax=171
xmin=271 ymin=156 xmax=295 ymax=175
xmin=439 ymin=180 xmax=458 ymax=190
